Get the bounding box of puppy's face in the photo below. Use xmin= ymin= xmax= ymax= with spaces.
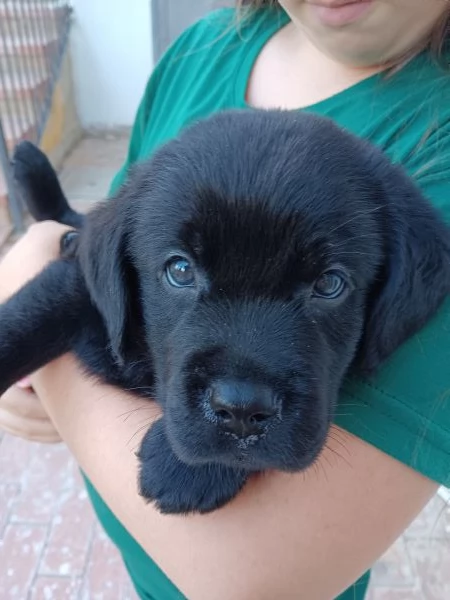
xmin=126 ymin=112 xmax=387 ymax=472
xmin=138 ymin=195 xmax=383 ymax=471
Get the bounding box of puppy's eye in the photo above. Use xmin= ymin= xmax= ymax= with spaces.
xmin=165 ymin=257 xmax=196 ymax=288
xmin=312 ymin=271 xmax=347 ymax=299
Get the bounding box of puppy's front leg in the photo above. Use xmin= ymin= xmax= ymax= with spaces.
xmin=0 ymin=259 xmax=90 ymax=395
xmin=138 ymin=419 xmax=248 ymax=515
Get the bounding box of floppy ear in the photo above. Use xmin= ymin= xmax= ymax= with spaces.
xmin=77 ymin=197 xmax=138 ymax=366
xmin=356 ymin=159 xmax=450 ymax=375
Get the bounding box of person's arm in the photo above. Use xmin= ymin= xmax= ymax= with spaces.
xmin=32 ymin=356 xmax=436 ymax=600
xmin=0 ymin=223 xmax=438 ymax=600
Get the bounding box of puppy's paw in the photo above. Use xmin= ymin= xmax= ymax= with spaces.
xmin=12 ymin=141 xmax=84 ymax=229
xmin=137 ymin=419 xmax=248 ymax=515
xmin=12 ymin=141 xmax=60 ymax=220
xmin=12 ymin=141 xmax=51 ymax=192
xmin=12 ymin=140 xmax=45 ymax=170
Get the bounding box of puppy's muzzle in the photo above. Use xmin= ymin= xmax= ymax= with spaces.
xmin=205 ymin=379 xmax=279 ymax=438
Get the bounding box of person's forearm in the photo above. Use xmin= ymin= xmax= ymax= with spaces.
xmin=32 ymin=355 xmax=160 ymax=514
xmin=31 ymin=355 xmax=437 ymax=600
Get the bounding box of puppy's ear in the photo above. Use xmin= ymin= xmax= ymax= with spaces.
xmin=356 ymin=159 xmax=450 ymax=374
xmin=78 ymin=198 xmax=137 ymax=366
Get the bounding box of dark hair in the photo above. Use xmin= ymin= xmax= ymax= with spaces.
xmin=236 ymin=0 xmax=450 ymax=71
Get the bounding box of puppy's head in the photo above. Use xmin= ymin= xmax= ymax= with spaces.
xmin=80 ymin=110 xmax=450 ymax=473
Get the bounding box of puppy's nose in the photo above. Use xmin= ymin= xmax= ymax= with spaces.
xmin=209 ymin=380 xmax=277 ymax=438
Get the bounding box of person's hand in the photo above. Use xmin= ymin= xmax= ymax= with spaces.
xmin=0 ymin=220 xmax=72 ymax=302
xmin=0 ymin=221 xmax=71 ymax=443
xmin=0 ymin=383 xmax=62 ymax=443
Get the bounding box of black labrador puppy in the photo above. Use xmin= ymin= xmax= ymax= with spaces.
xmin=1 ymin=110 xmax=449 ymax=514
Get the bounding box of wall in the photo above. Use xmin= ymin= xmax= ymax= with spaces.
xmin=151 ymin=0 xmax=229 ymax=62
xmin=41 ymin=52 xmax=83 ymax=167
xmin=70 ymin=0 xmax=153 ymax=129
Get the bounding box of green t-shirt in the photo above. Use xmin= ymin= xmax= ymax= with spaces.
xmin=83 ymin=7 xmax=450 ymax=600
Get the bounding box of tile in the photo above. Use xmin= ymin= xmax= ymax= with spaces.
xmin=9 ymin=443 xmax=78 ymax=524
xmin=370 ymin=537 xmax=417 ymax=588
xmin=38 ymin=483 xmax=96 ymax=577
xmin=29 ymin=576 xmax=82 ymax=600
xmin=80 ymin=523 xmax=133 ymax=600
xmin=123 ymin=580 xmax=140 ymax=600
xmin=369 ymin=588 xmax=423 ymax=600
xmin=406 ymin=539 xmax=450 ymax=600
xmin=0 ymin=523 xmax=47 ymax=598
xmin=0 ymin=433 xmax=34 ymax=483
xmin=404 ymin=494 xmax=450 ymax=540
xmin=438 ymin=486 xmax=450 ymax=503
xmin=0 ymin=482 xmax=20 ymax=534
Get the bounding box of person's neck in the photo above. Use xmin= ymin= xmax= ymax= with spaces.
xmin=287 ymin=22 xmax=383 ymax=81
xmin=246 ymin=23 xmax=385 ymax=110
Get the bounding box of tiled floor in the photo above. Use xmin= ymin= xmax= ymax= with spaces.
xmin=0 ymin=135 xmax=449 ymax=599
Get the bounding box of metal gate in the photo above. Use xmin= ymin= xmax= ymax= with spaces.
xmin=0 ymin=1 xmax=232 ymax=236
xmin=0 ymin=1 xmax=73 ymax=232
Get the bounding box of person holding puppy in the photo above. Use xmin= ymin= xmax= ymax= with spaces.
xmin=1 ymin=1 xmax=449 ymax=599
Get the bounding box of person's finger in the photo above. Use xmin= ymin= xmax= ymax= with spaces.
xmin=0 ymin=385 xmax=50 ymax=420
xmin=0 ymin=386 xmax=62 ymax=443
xmin=16 ymin=377 xmax=33 ymax=389
xmin=0 ymin=406 xmax=62 ymax=443
xmin=26 ymin=220 xmax=74 ymax=250
xmin=0 ymin=221 xmax=74 ymax=303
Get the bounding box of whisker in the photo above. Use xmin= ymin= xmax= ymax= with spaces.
xmin=118 ymin=406 xmax=156 ymax=421
xmin=328 ymin=205 xmax=385 ymax=234
xmin=127 ymin=419 xmax=163 ymax=447
xmin=331 ymin=252 xmax=376 ymax=258
xmin=322 ymin=444 xmax=352 ymax=469
xmin=332 ymin=233 xmax=380 ymax=245
xmin=127 ymin=423 xmax=151 ymax=446
xmin=123 ymin=386 xmax=155 ymax=394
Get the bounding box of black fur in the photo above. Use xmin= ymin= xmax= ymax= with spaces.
xmin=2 ymin=109 xmax=450 ymax=514
xmin=12 ymin=141 xmax=84 ymax=228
